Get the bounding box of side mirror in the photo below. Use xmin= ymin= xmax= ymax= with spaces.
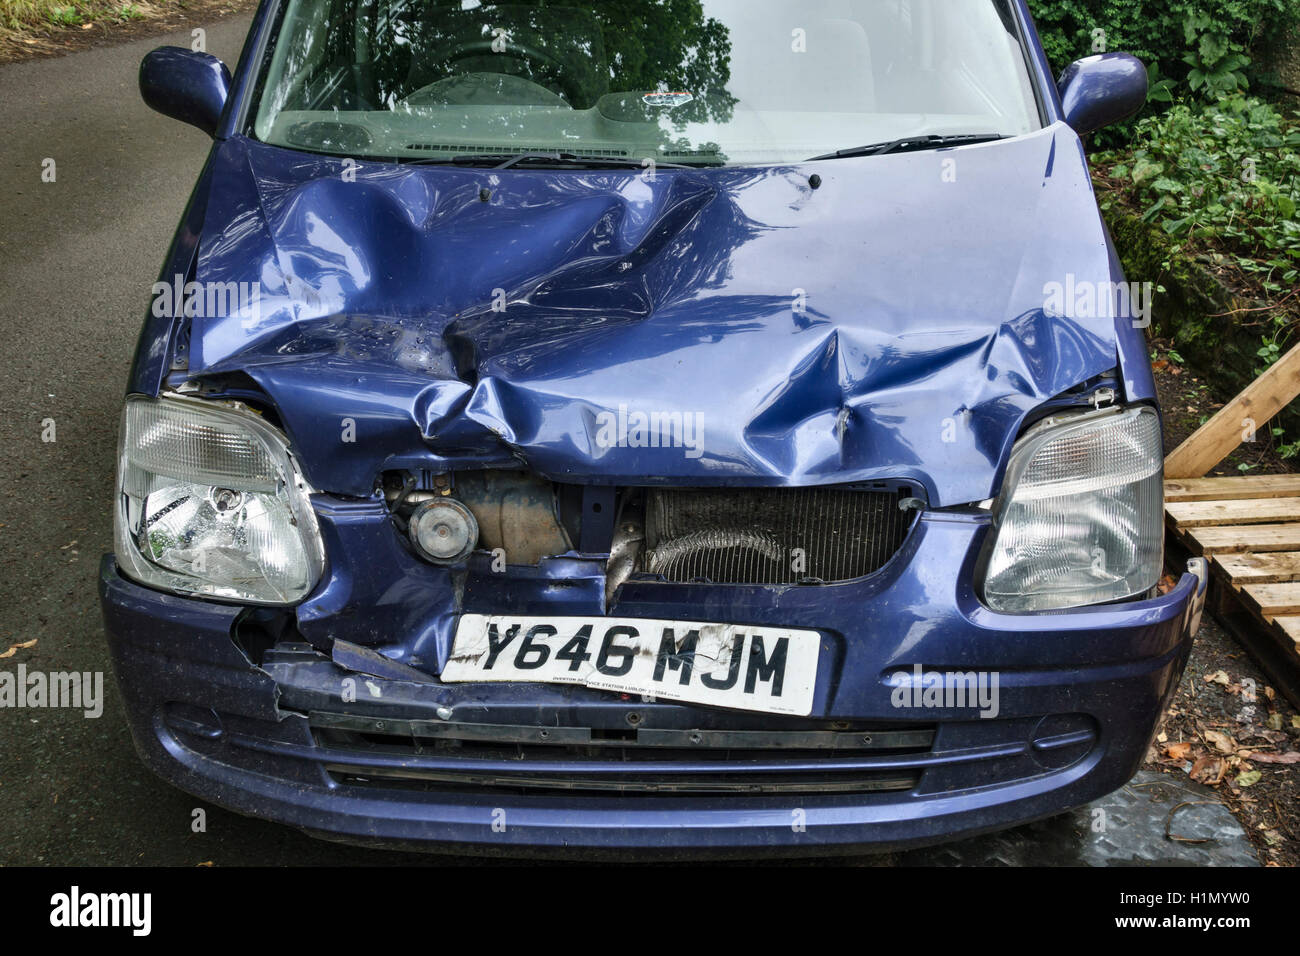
xmin=139 ymin=46 xmax=231 ymax=137
xmin=1057 ymin=53 xmax=1148 ymax=137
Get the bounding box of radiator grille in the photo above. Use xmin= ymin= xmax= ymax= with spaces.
xmin=642 ymin=487 xmax=915 ymax=585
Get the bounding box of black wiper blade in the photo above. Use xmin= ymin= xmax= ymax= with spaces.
xmin=394 ymin=152 xmax=524 ymax=166
xmin=496 ymin=151 xmax=702 ymax=170
xmin=806 ymin=133 xmax=1006 ymax=162
xmin=397 ymin=151 xmax=704 ymax=170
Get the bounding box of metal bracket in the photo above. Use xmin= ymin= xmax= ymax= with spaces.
xmin=1090 ymin=386 xmax=1117 ymax=409
xmin=1186 ymin=556 xmax=1209 ymax=638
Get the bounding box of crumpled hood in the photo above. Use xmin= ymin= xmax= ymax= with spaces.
xmin=189 ymin=125 xmax=1123 ymax=506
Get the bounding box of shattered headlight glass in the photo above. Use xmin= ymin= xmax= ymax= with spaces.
xmin=982 ymin=405 xmax=1163 ymax=613
xmin=114 ymin=395 xmax=324 ymax=604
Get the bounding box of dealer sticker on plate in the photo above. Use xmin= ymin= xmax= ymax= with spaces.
xmin=443 ymin=615 xmax=821 ymax=716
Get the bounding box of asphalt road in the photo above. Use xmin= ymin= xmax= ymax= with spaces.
xmin=0 ymin=13 xmax=455 ymax=865
xmin=0 ymin=18 xmax=1244 ymax=867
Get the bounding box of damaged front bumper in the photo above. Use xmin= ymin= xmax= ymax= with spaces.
xmin=99 ymin=508 xmax=1208 ymax=856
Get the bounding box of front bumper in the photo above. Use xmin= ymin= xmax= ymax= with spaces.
xmin=99 ymin=512 xmax=1207 ymax=856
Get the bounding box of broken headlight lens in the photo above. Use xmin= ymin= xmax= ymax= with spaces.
xmin=114 ymin=395 xmax=324 ymax=604
xmin=982 ymin=405 xmax=1163 ymax=613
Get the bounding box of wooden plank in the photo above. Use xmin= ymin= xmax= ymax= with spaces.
xmin=1165 ymin=475 xmax=1300 ymax=502
xmin=1183 ymin=523 xmax=1300 ymax=555
xmin=1167 ymin=498 xmax=1300 ymax=528
xmin=1213 ymin=551 xmax=1300 ymax=586
xmin=1241 ymin=582 xmax=1300 ymax=623
xmin=1273 ymin=616 xmax=1300 ymax=651
xmin=1165 ymin=340 xmax=1300 ymax=478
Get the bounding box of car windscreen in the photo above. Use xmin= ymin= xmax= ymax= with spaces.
xmin=250 ymin=0 xmax=1044 ymax=167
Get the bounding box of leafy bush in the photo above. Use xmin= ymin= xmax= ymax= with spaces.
xmin=1026 ymin=0 xmax=1298 ymax=101
xmin=1099 ymin=97 xmax=1299 ymax=289
xmin=45 ymin=4 xmax=80 ymax=24
xmin=1094 ymin=96 xmax=1300 ymax=367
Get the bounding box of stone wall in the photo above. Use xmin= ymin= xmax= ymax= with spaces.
xmin=1267 ymin=26 xmax=1300 ymax=94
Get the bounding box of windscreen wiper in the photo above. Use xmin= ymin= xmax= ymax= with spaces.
xmin=397 ymin=151 xmax=708 ymax=170
xmin=806 ymin=133 xmax=1006 ymax=162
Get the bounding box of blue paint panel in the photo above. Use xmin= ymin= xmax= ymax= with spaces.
xmin=169 ymin=122 xmax=1139 ymax=506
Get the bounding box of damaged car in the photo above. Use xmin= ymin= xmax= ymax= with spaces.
xmin=101 ymin=0 xmax=1208 ymax=855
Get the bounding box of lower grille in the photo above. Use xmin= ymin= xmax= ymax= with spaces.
xmin=642 ymin=486 xmax=916 ymax=585
xmin=312 ymin=715 xmax=934 ymax=797
xmin=328 ymin=766 xmax=921 ymax=796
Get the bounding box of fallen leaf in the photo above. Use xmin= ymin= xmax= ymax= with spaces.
xmin=1190 ymin=754 xmax=1227 ymax=785
xmin=0 ymin=639 xmax=38 ymax=659
xmin=1157 ymin=731 xmax=1168 ymax=743
xmin=1241 ymin=750 xmax=1300 ymax=764
xmin=1165 ymin=741 xmax=1193 ymax=760
xmin=1235 ymin=769 xmax=1262 ymax=788
xmin=1204 ymin=729 xmax=1237 ymax=754
xmin=1205 ymin=670 xmax=1231 ymax=686
xmin=1267 ymin=713 xmax=1284 ymax=731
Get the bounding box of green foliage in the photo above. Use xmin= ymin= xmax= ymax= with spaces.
xmin=1097 ymin=95 xmax=1300 ymax=387
xmin=44 ymin=3 xmax=79 ymax=24
xmin=1181 ymin=13 xmax=1253 ymax=96
xmin=0 ymin=0 xmax=41 ymax=30
xmin=1026 ymin=0 xmax=1297 ymax=102
xmin=1098 ymin=96 xmax=1300 ymax=299
xmin=3 ymin=0 xmax=170 ymax=32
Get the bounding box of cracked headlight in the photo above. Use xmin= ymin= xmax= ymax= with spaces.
xmin=982 ymin=404 xmax=1163 ymax=613
xmin=114 ymin=395 xmax=324 ymax=604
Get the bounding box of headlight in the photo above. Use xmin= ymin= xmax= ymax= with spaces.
xmin=115 ymin=395 xmax=324 ymax=604
xmin=982 ymin=405 xmax=1163 ymax=613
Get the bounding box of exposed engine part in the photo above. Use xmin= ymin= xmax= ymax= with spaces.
xmin=641 ymin=485 xmax=917 ymax=585
xmin=408 ymin=498 xmax=479 ymax=564
xmin=604 ymin=495 xmax=645 ymax=606
xmin=648 ymin=530 xmax=784 ymax=576
xmin=385 ymin=470 xmax=572 ymax=566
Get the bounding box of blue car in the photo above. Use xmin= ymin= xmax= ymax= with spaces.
xmin=102 ymin=0 xmax=1208 ymax=856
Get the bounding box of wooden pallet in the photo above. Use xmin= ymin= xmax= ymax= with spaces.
xmin=1166 ymin=476 xmax=1300 ymax=706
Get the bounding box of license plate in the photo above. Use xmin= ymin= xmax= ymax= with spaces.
xmin=443 ymin=615 xmax=821 ymax=716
